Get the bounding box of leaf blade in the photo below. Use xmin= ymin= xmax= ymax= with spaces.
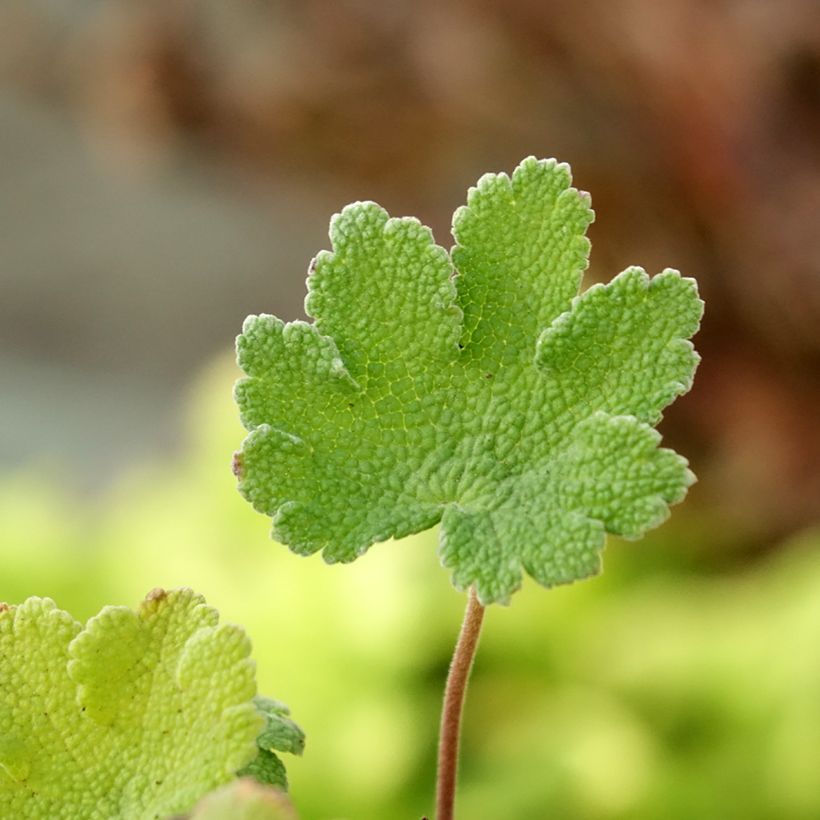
xmin=0 ymin=589 xmax=288 ymax=818
xmin=236 ymin=157 xmax=702 ymax=603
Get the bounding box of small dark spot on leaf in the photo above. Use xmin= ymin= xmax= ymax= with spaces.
xmin=146 ymin=587 xmax=167 ymax=603
xmin=0 ymin=603 xmax=9 ymax=614
xmin=485 ymin=372 xmax=493 ymax=379
xmin=231 ymin=451 xmax=244 ymax=479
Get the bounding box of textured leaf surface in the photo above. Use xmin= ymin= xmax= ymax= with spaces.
xmin=238 ymin=697 xmax=305 ymax=790
xmin=236 ymin=157 xmax=703 ymax=603
xmin=0 ymin=589 xmax=262 ymax=818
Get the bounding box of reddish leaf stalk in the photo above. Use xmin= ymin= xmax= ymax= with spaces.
xmin=435 ymin=586 xmax=485 ymax=820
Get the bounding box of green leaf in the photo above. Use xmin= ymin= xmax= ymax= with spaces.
xmin=253 ymin=697 xmax=305 ymax=757
xmin=238 ymin=697 xmax=305 ymax=790
xmin=189 ymin=778 xmax=297 ymax=820
xmin=237 ymin=750 xmax=289 ymax=793
xmin=235 ymin=156 xmax=703 ymax=604
xmin=0 ymin=589 xmax=263 ymax=818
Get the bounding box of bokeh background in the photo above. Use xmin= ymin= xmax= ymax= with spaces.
xmin=2 ymin=2 xmax=820 ymax=818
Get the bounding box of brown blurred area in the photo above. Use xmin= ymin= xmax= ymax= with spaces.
xmin=2 ymin=0 xmax=818 ymax=550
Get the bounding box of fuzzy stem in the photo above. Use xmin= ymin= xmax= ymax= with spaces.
xmin=435 ymin=586 xmax=485 ymax=820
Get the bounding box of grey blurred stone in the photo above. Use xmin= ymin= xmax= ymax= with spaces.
xmin=0 ymin=92 xmax=334 ymax=483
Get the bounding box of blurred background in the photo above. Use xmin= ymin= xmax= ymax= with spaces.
xmin=2 ymin=1 xmax=819 ymax=818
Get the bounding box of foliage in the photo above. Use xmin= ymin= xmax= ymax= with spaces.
xmin=238 ymin=697 xmax=305 ymax=791
xmin=1 ymin=363 xmax=819 ymax=819
xmin=0 ymin=587 xmax=298 ymax=819
xmin=235 ymin=157 xmax=702 ymax=603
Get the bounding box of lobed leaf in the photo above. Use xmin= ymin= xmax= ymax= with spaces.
xmin=0 ymin=589 xmax=275 ymax=818
xmin=238 ymin=697 xmax=305 ymax=791
xmin=235 ymin=157 xmax=703 ymax=603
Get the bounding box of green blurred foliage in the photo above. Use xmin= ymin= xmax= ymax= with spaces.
xmin=2 ymin=358 xmax=819 ymax=820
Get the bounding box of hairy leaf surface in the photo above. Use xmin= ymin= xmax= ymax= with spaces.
xmin=238 ymin=697 xmax=305 ymax=791
xmin=236 ymin=157 xmax=702 ymax=603
xmin=0 ymin=589 xmax=263 ymax=818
